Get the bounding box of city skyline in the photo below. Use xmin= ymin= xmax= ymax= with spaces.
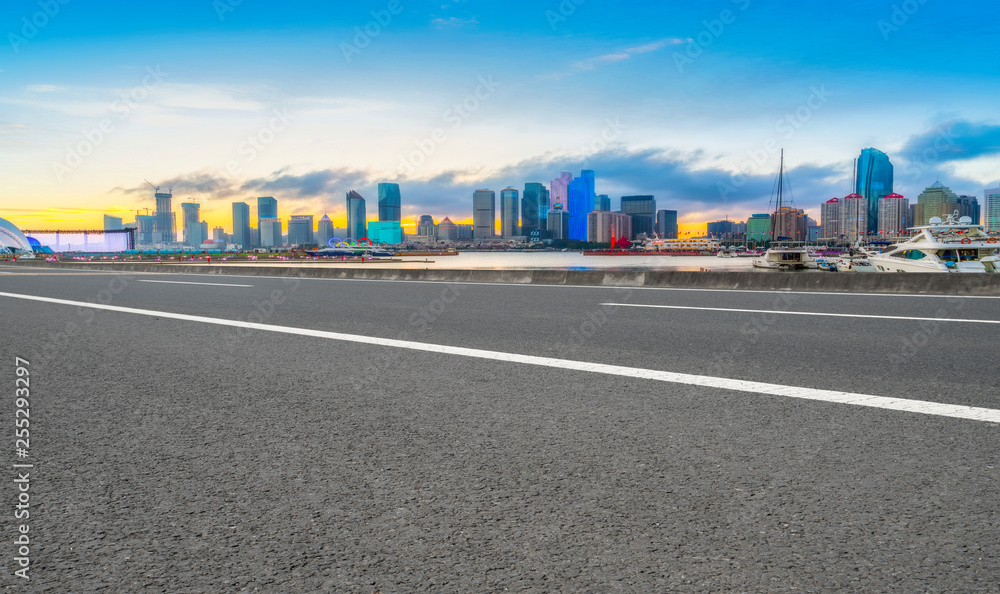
xmin=2 ymin=0 xmax=999 ymax=234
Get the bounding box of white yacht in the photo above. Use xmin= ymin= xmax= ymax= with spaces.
xmin=867 ymin=213 xmax=1000 ymax=273
xmin=751 ymin=243 xmax=815 ymax=270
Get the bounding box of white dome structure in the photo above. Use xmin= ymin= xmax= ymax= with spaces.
xmin=0 ymin=217 xmax=33 ymax=254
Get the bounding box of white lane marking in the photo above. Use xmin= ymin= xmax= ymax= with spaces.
xmin=137 ymin=280 xmax=252 ymax=287
xmin=2 ymin=290 xmax=999 ymax=425
xmin=600 ymin=303 xmax=1000 ymax=325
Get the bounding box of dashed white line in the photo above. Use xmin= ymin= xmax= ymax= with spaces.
xmin=137 ymin=280 xmax=252 ymax=287
xmin=2 ymin=290 xmax=998 ymax=425
xmin=600 ymin=303 xmax=1000 ymax=325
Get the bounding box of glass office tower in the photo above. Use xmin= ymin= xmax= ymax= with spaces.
xmin=856 ymin=148 xmax=893 ymax=234
xmin=378 ymin=183 xmax=401 ymax=222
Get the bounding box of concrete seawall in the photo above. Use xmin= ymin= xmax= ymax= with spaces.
xmin=9 ymin=260 xmax=1000 ymax=295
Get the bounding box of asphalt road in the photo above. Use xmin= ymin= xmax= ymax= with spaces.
xmin=2 ymin=266 xmax=999 ymax=591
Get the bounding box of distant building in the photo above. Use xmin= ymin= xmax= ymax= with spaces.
xmin=856 ymin=148 xmax=893 ymax=234
xmin=378 ymin=183 xmax=401 ymax=222
xmin=620 ymin=195 xmax=656 ymax=239
xmin=500 ymin=187 xmax=519 ymax=238
xmin=587 ymin=210 xmax=632 ymax=244
xmin=180 ymin=203 xmax=205 ymax=246
xmin=232 ymin=202 xmax=251 ymax=248
xmin=913 ymin=182 xmax=959 ymax=226
xmin=257 ymin=196 xmax=277 ymax=230
xmin=437 ymin=217 xmax=457 ymax=242
xmin=878 ymin=193 xmax=909 ymax=236
xmin=956 ymin=195 xmax=980 ymax=225
xmin=260 ymin=218 xmax=283 ymax=247
xmin=473 ymin=189 xmax=496 ymax=239
xmin=595 ymin=194 xmax=611 ymax=212
xmin=521 ymin=182 xmax=546 ymax=238
xmin=746 ymin=214 xmax=770 ymax=242
xmin=984 ymin=187 xmax=1000 ymax=232
xmin=103 ymin=215 xmax=123 ymax=231
xmin=550 ymin=172 xmax=573 ymax=217
xmin=416 ymin=215 xmax=436 ymax=238
xmin=317 ymin=214 xmax=334 ymax=245
xmin=771 ymin=207 xmax=807 ymax=241
xmin=820 ymin=198 xmax=841 ymax=239
xmin=456 ymin=224 xmax=474 ymax=240
xmin=288 ymin=215 xmax=314 ymax=245
xmin=655 ymin=210 xmax=678 ymax=239
xmin=346 ymin=190 xmax=367 ymax=239
xmin=368 ymin=221 xmax=403 ymax=244
xmin=212 ymin=226 xmax=225 ymax=241
xmin=706 ymin=219 xmax=737 ymax=239
xmin=567 ymin=170 xmax=594 ymax=240
xmin=154 ymin=190 xmax=175 ymax=243
xmin=547 ymin=205 xmax=570 ymax=240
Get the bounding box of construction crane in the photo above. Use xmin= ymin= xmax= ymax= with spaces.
xmin=144 ymin=179 xmax=159 ymax=192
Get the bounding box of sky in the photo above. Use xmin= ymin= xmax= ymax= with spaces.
xmin=2 ymin=0 xmax=999 ymax=235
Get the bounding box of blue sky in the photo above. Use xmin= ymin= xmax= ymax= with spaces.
xmin=2 ymin=0 xmax=999 ymax=230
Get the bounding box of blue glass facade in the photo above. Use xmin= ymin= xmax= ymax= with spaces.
xmin=521 ymin=182 xmax=546 ymax=237
xmin=378 ymin=183 xmax=401 ymax=222
xmin=368 ymin=221 xmax=402 ymax=244
xmin=567 ymin=170 xmax=594 ymax=240
xmin=346 ymin=190 xmax=367 ymax=239
xmin=232 ymin=202 xmax=251 ymax=248
xmin=856 ymin=148 xmax=893 ymax=234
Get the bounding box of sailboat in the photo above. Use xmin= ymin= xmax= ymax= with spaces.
xmin=751 ymin=150 xmax=815 ymax=270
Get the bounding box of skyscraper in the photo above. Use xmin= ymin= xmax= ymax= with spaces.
xmin=984 ymin=186 xmax=1000 ymax=232
xmin=103 ymin=215 xmax=123 ymax=231
xmin=856 ymin=148 xmax=893 ymax=234
xmin=288 ymin=215 xmax=314 ymax=245
xmin=437 ymin=217 xmax=457 ymax=241
xmin=913 ymin=182 xmax=959 ymax=226
xmin=655 ymin=210 xmax=678 ymax=239
xmin=317 ymin=214 xmax=334 ymax=246
xmin=180 ymin=202 xmax=205 ymax=246
xmin=473 ymin=189 xmax=496 ymax=239
xmin=154 ymin=190 xmax=174 ymax=243
xmin=567 ymin=170 xmax=595 ymax=240
xmin=771 ymin=207 xmax=808 ymax=241
xmin=956 ymin=195 xmax=980 ymax=225
xmin=820 ymin=198 xmax=841 ymax=240
xmin=232 ymin=202 xmax=251 ymax=248
xmin=595 ymin=194 xmax=611 ymax=211
xmin=587 ymin=210 xmax=632 ymax=244
xmin=136 ymin=215 xmax=155 ymax=245
xmin=620 ymin=195 xmax=656 ymax=238
xmin=521 ymin=182 xmax=546 ymax=237
xmin=547 ymin=204 xmax=569 ymax=240
xmin=550 ymin=172 xmax=573 ymax=211
xmin=746 ymin=214 xmax=771 ymax=242
xmin=378 ymin=183 xmax=402 ymax=222
xmin=257 ymin=196 xmax=277 ymax=231
xmin=500 ymin=187 xmax=519 ymax=238
xmin=260 ymin=218 xmax=282 ymax=247
xmin=878 ymin=193 xmax=909 ymax=236
xmin=346 ymin=190 xmax=367 ymax=239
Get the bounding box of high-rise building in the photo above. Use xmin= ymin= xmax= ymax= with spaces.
xmin=567 ymin=170 xmax=594 ymax=240
xmin=550 ymin=172 xmax=573 ymax=212
xmin=500 ymin=187 xmax=519 ymax=238
xmin=746 ymin=214 xmax=771 ymax=242
xmin=913 ymin=182 xmax=959 ymax=226
xmin=521 ymin=183 xmax=546 ymax=238
xmin=820 ymin=198 xmax=841 ymax=240
xmin=595 ymin=194 xmax=611 ymax=211
xmin=956 ymin=195 xmax=980 ymax=225
xmin=547 ymin=205 xmax=569 ymax=240
xmin=587 ymin=210 xmax=632 ymax=244
xmin=257 ymin=196 xmax=277 ymax=231
xmin=456 ymin=224 xmax=474 ymax=240
xmin=856 ymin=148 xmax=893 ymax=234
xmin=260 ymin=218 xmax=282 ymax=247
xmin=416 ymin=215 xmax=436 ymax=238
xmin=473 ymin=189 xmax=496 ymax=239
xmin=103 ymin=215 xmax=123 ymax=231
xmin=620 ymin=195 xmax=656 ymax=239
xmin=213 ymin=226 xmax=225 ymax=241
xmin=181 ymin=202 xmax=205 ymax=246
xmin=878 ymin=193 xmax=909 ymax=236
xmin=154 ymin=190 xmax=174 ymax=243
xmin=771 ymin=207 xmax=808 ymax=241
xmin=317 ymin=214 xmax=334 ymax=246
xmin=984 ymin=187 xmax=1000 ymax=232
xmin=135 ymin=215 xmax=155 ymax=245
xmin=378 ymin=183 xmax=402 ymax=222
xmin=346 ymin=190 xmax=367 ymax=239
xmin=655 ymin=210 xmax=678 ymax=238
xmin=706 ymin=220 xmax=738 ymax=239
xmin=288 ymin=215 xmax=314 ymax=245
xmin=232 ymin=202 xmax=251 ymax=248
xmin=368 ymin=221 xmax=403 ymax=244
xmin=437 ymin=217 xmax=457 ymax=242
